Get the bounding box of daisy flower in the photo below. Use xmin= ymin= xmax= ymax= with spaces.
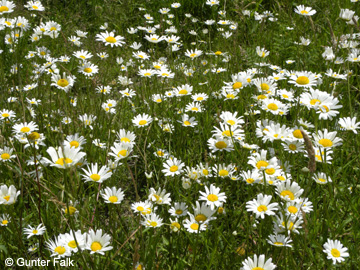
xmin=207 ymin=136 xmax=234 ymax=153
xmin=199 ymin=184 xmax=227 ymax=210
xmin=178 ymin=114 xmax=198 ymax=127
xmin=294 ymin=5 xmax=316 ymax=16
xmin=73 ymin=50 xmax=93 ymax=60
xmin=183 ymin=214 xmax=208 ymax=233
xmin=13 ymin=121 xmax=38 ymax=134
xmin=240 ymin=170 xmax=261 ymax=185
xmin=162 ymin=157 xmax=185 ymax=176
xmin=64 ymin=133 xmax=86 ymax=149
xmin=86 ymin=229 xmax=113 ymax=255
xmin=0 ymin=214 xmax=10 ymax=226
xmin=0 ymin=146 xmax=16 ymax=162
xmin=78 ymin=61 xmax=99 ymax=76
xmin=51 ymin=72 xmax=75 ymax=92
xmin=100 ymin=186 xmax=124 ymax=204
xmin=23 ymin=223 xmax=46 ymax=239
xmin=289 ymin=71 xmax=318 ymax=88
xmin=142 ymin=213 xmax=163 ymax=228
xmin=82 ymin=163 xmax=112 ymax=183
xmin=312 ymin=172 xmax=332 ymax=184
xmin=168 ymin=202 xmax=188 ymax=217
xmin=60 ymin=230 xmax=86 ymax=253
xmin=192 ymin=201 xmax=217 ymax=223
xmin=275 ymin=180 xmax=304 ymax=202
xmin=148 ymin=187 xmax=172 ymax=205
xmin=132 ymin=113 xmax=153 ymax=127
xmin=338 ymin=117 xmax=360 ymax=134
xmin=256 ymin=46 xmax=270 ymax=58
xmin=185 ymin=49 xmax=203 ymax=59
xmin=323 ymin=239 xmax=349 ymax=265
xmin=241 ymin=254 xmax=276 ymax=270
xmin=42 ymin=145 xmax=86 ymax=169
xmin=46 ymin=237 xmax=71 ymax=258
xmin=267 ymin=234 xmax=292 ymax=248
xmin=0 ymin=0 xmax=15 ymax=14
xmin=96 ymin=31 xmax=125 ymax=47
xmin=246 ymin=193 xmax=279 ymax=219
xmin=313 ymin=129 xmax=342 ymax=149
xmin=131 ymin=201 xmax=153 ymax=215
xmin=0 ymin=184 xmax=20 ymax=205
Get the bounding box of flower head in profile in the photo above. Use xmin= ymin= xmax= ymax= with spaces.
xmin=42 ymin=145 xmax=86 ymax=169
xmin=294 ymin=5 xmax=316 ymax=16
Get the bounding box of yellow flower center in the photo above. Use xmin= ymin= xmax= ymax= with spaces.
xmin=105 ymin=36 xmax=116 ymax=43
xmin=65 ymin=206 xmax=77 ymax=215
xmin=227 ymin=120 xmax=235 ymax=126
xmin=65 ymin=240 xmax=77 ymax=248
xmin=256 ymin=160 xmax=269 ymax=169
xmin=318 ymin=139 xmax=333 ymax=148
xmin=226 ymin=93 xmax=235 ymax=99
xmin=190 ymin=53 xmax=197 ymax=58
xmin=246 ymin=178 xmax=255 ymax=184
xmin=331 ymin=248 xmax=340 ymax=257
xmin=57 ymin=79 xmax=69 ymax=87
xmin=55 ymin=158 xmax=73 ymax=166
xmin=84 ymin=68 xmax=92 ymax=73
xmin=121 ymin=137 xmax=130 ymax=143
xmin=288 ymin=206 xmax=298 ymax=214
xmin=70 ymin=141 xmax=79 ymax=148
xmin=54 ymin=246 xmax=66 ymax=254
xmin=274 ymin=242 xmax=283 ymax=246
xmin=0 ymin=6 xmax=9 ymax=12
xmin=232 ymin=82 xmax=242 ymax=89
xmin=20 ymin=127 xmax=31 ymax=133
xmin=117 ymin=150 xmax=127 ymax=157
xmin=215 ymin=51 xmax=222 ymax=55
xmin=222 ymin=130 xmax=232 ymax=137
xmin=2 ymin=220 xmax=8 ymax=225
xmin=300 ymin=10 xmax=308 ymax=15
xmin=196 ymin=97 xmax=204 ymax=101
xmin=289 ymin=144 xmax=297 ymax=151
xmin=1 ymin=153 xmax=10 ymax=160
xmin=109 ymin=196 xmax=118 ymax=203
xmin=257 ymin=95 xmax=267 ymax=100
xmin=3 ymin=195 xmax=10 ymax=201
xmin=170 ymin=165 xmax=178 ymax=172
xmin=50 ymin=27 xmax=57 ymax=31
xmin=184 ymin=121 xmax=191 ymax=126
xmin=149 ymin=221 xmax=157 ymax=227
xmin=267 ymin=103 xmax=278 ymax=111
xmin=293 ymin=129 xmax=303 ymax=139
xmin=90 ymin=174 xmax=101 ymax=181
xmin=136 ymin=206 xmax=144 ymax=212
xmin=139 ymin=120 xmax=147 ymax=125
xmin=265 ymin=168 xmax=275 ymax=175
xmin=257 ymin=205 xmax=267 ymax=212
xmin=207 ymin=194 xmax=218 ymax=202
xmin=318 ymin=178 xmax=326 ymax=183
xmin=296 ymin=76 xmax=310 ymax=85
xmin=260 ymin=83 xmax=269 ymax=91
xmin=310 ymin=99 xmax=321 ymax=105
xmin=171 ymin=222 xmax=181 ymax=230
xmin=280 ymin=190 xmax=295 ymax=200
xmin=32 ymin=5 xmax=38 ymax=9
xmin=218 ymin=169 xmax=229 ymax=177
xmin=33 ymin=230 xmax=38 ymax=234
xmin=2 ymin=113 xmax=10 ymax=117
xmin=190 ymin=223 xmax=199 ymax=230
xmin=178 ymin=89 xmax=188 ymax=95
xmin=175 ymin=209 xmax=183 ymax=215
xmin=156 ymin=151 xmax=164 ymax=156
xmin=215 ymin=141 xmax=227 ymax=149
xmin=91 ymin=241 xmax=102 ymax=252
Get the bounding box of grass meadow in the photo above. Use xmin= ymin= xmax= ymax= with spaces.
xmin=0 ymin=0 xmax=360 ymax=269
